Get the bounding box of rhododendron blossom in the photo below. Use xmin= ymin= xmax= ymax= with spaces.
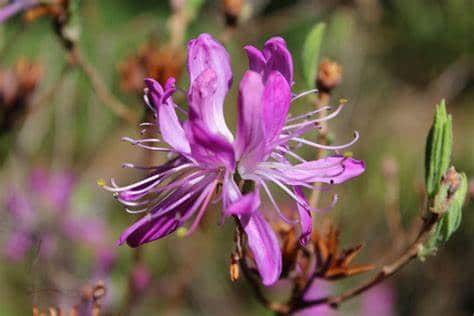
xmin=102 ymin=33 xmax=364 ymax=286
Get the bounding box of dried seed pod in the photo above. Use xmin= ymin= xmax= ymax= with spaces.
xmin=223 ymin=0 xmax=244 ymax=27
xmin=316 ymin=59 xmax=342 ymax=93
xmin=118 ymin=41 xmax=185 ymax=93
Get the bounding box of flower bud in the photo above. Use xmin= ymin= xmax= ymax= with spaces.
xmin=223 ymin=0 xmax=244 ymax=27
xmin=316 ymin=59 xmax=342 ymax=93
xmin=229 ymin=253 xmax=240 ymax=282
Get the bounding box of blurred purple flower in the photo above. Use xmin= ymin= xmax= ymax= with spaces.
xmin=3 ymin=168 xmax=113 ymax=268
xmin=103 ymin=33 xmax=364 ymax=286
xmin=131 ymin=264 xmax=152 ymax=294
xmin=360 ymin=283 xmax=395 ymax=316
xmin=0 ymin=0 xmax=37 ymax=23
xmin=295 ymin=281 xmax=339 ymax=316
xmin=30 ymin=168 xmax=75 ymax=212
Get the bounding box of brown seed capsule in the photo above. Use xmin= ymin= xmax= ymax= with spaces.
xmin=92 ymin=281 xmax=106 ymax=302
xmin=316 ymin=59 xmax=342 ymax=93
xmin=223 ymin=0 xmax=244 ymax=27
xmin=118 ymin=41 xmax=184 ymax=94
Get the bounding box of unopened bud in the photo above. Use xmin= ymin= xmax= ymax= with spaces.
xmin=316 ymin=59 xmax=342 ymax=93
xmin=230 ymin=253 xmax=240 ymax=282
xmin=223 ymin=0 xmax=244 ymax=27
xmin=92 ymin=281 xmax=106 ymax=302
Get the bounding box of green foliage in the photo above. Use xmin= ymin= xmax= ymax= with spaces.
xmin=301 ymin=22 xmax=326 ymax=89
xmin=186 ymin=0 xmax=205 ymax=20
xmin=419 ymin=172 xmax=467 ymax=259
xmin=425 ymin=100 xmax=453 ymax=198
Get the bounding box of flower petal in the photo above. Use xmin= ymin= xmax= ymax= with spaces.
xmin=224 ymin=187 xmax=260 ymax=216
xmin=118 ymin=213 xmax=181 ymax=248
xmin=262 ymin=71 xmax=292 ymax=146
xmin=294 ymin=186 xmax=312 ymax=245
xmin=187 ymin=34 xmax=233 ymax=140
xmin=277 ymin=156 xmax=366 ymax=185
xmin=184 ymin=119 xmax=235 ymax=170
xmin=263 ymin=37 xmax=293 ymax=85
xmin=244 ymin=45 xmax=266 ymax=74
xmin=240 ymin=211 xmax=282 ymax=286
xmin=145 ymin=78 xmax=190 ymax=154
xmin=235 ymin=70 xmax=265 ymax=172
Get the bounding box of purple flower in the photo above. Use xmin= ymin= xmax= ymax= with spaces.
xmin=103 ymin=33 xmax=365 ymax=286
xmin=360 ymin=283 xmax=395 ymax=316
xmin=0 ymin=0 xmax=38 ymax=23
xmin=295 ymin=281 xmax=339 ymax=316
xmin=3 ymin=168 xmax=112 ymax=264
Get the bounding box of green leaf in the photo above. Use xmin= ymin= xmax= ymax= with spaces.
xmin=419 ymin=171 xmax=467 ymax=259
xmin=425 ymin=100 xmax=453 ymax=198
xmin=302 ymin=22 xmax=326 ymax=89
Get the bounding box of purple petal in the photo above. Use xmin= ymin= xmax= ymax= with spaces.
xmin=263 ymin=37 xmax=294 ymax=85
xmin=118 ymin=213 xmax=181 ymax=248
xmin=29 ymin=168 xmax=75 ymax=211
xmin=240 ymin=212 xmax=282 ymax=286
xmin=187 ymin=34 xmax=233 ymax=140
xmin=278 ymin=156 xmax=365 ymax=185
xmin=5 ymin=190 xmax=35 ymax=225
xmin=0 ymin=0 xmax=37 ymax=23
xmin=235 ymin=71 xmax=265 ymax=171
xmin=4 ymin=231 xmax=32 ymax=261
xmin=145 ymin=78 xmax=191 ymax=154
xmin=296 ymin=281 xmax=338 ymax=316
xmin=262 ymin=71 xmax=291 ymax=146
xmin=244 ymin=45 xmax=266 ymax=74
xmin=222 ymin=174 xmax=241 ymax=209
xmin=62 ymin=217 xmax=107 ymax=247
xmin=224 ymin=188 xmax=260 ymax=216
xmin=185 ymin=117 xmax=235 ymax=171
xmin=361 ymin=284 xmax=395 ymax=316
xmin=294 ymin=186 xmax=312 ymax=245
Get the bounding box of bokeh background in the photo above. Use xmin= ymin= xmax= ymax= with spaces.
xmin=0 ymin=0 xmax=473 ymax=315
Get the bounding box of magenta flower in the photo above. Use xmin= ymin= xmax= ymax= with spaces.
xmin=103 ymin=33 xmax=364 ymax=286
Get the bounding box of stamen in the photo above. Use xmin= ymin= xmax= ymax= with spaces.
xmin=292 ymin=131 xmax=359 ymax=150
xmin=283 ymin=103 xmax=345 ymax=131
xmin=259 ymin=179 xmax=299 ymax=225
xmin=143 ymin=94 xmax=156 ymax=114
xmin=286 ymin=106 xmax=331 ymax=122
xmin=121 ymin=137 xmax=161 ymax=144
xmin=276 ymin=146 xmax=307 ymax=163
xmin=103 ymin=163 xmax=194 ymax=192
xmin=291 ymin=88 xmax=318 ymax=102
xmin=257 ymin=172 xmax=312 ymax=211
xmin=185 ymin=178 xmax=219 ymax=236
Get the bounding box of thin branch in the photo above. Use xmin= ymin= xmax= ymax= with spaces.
xmin=290 ymin=212 xmax=440 ymax=313
xmin=67 ymin=47 xmax=138 ymax=124
xmin=233 ymin=218 xmax=290 ymax=315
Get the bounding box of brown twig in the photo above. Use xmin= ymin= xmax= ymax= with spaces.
xmin=67 ymin=47 xmax=138 ymax=124
xmin=290 ymin=212 xmax=440 ymax=313
xmin=233 ymin=218 xmax=290 ymax=315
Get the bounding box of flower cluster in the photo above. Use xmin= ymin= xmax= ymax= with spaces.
xmin=3 ymin=168 xmax=113 ymax=274
xmin=103 ymin=33 xmax=364 ymax=286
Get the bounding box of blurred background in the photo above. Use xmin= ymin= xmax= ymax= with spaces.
xmin=0 ymin=0 xmax=472 ymax=315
